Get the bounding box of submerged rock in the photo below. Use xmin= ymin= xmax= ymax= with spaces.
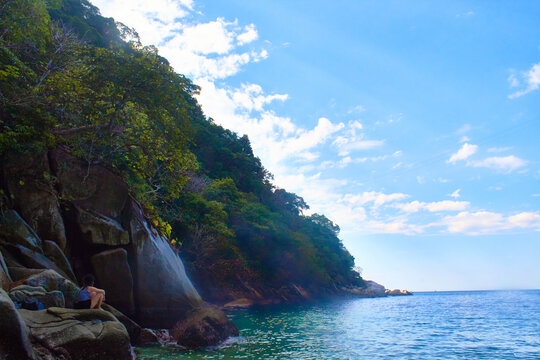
xmin=0 ymin=289 xmax=36 ymax=359
xmin=223 ymin=298 xmax=255 ymax=309
xmin=20 ymin=307 xmax=131 ymax=360
xmin=173 ymin=305 xmax=239 ymax=349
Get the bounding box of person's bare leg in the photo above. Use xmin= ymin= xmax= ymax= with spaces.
xmin=90 ymin=293 xmax=104 ymax=309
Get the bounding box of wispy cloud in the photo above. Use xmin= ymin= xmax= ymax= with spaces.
xmin=508 ymin=62 xmax=540 ymax=99
xmin=439 ymin=211 xmax=540 ymax=235
xmin=394 ymin=200 xmax=469 ymax=213
xmin=447 ymin=143 xmax=478 ymax=163
xmin=449 ymin=189 xmax=461 ymax=198
xmin=469 ymin=155 xmax=527 ymax=173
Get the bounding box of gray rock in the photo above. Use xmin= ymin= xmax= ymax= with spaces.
xmin=20 ymin=307 xmax=132 ymax=360
xmin=102 ymin=303 xmax=143 ymax=346
xmin=2 ymin=152 xmax=67 ymax=250
xmin=8 ymin=267 xmax=46 ymax=282
xmin=0 ymin=289 xmax=36 ymax=359
xmin=129 ymin=203 xmax=202 ymax=328
xmin=50 ymin=148 xmax=129 ymax=219
xmin=9 ymin=285 xmax=65 ymax=309
xmin=23 ymin=270 xmax=80 ymax=308
xmin=43 ymin=240 xmax=76 ymax=282
xmin=77 ymin=207 xmax=129 ymax=246
xmin=0 ymin=250 xmax=11 ymax=290
xmin=173 ymin=305 xmax=239 ymax=349
xmin=0 ymin=210 xmax=42 ymax=252
xmin=365 ymin=280 xmax=388 ymax=297
xmin=91 ymin=249 xmax=134 ymax=316
xmin=0 ymin=242 xmax=73 ymax=281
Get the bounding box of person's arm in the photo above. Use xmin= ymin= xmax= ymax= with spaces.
xmin=87 ymin=286 xmax=105 ymax=295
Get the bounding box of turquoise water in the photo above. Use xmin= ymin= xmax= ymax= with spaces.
xmin=136 ymin=290 xmax=540 ymax=359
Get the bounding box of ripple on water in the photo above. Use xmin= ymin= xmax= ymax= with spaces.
xmin=136 ymin=290 xmax=540 ymax=360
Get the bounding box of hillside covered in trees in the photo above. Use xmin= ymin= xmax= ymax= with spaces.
xmin=0 ymin=0 xmax=365 ymax=304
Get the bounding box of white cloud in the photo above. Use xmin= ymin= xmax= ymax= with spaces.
xmin=348 ymin=105 xmax=365 ymax=114
xmin=487 ymin=146 xmax=511 ymax=153
xmin=509 ymin=62 xmax=540 ymax=99
xmin=456 ymin=10 xmax=475 ymax=18
xmin=469 ymin=155 xmax=527 ymax=173
xmin=344 ymin=191 xmax=409 ymax=207
xmin=459 ymin=135 xmax=470 ymax=143
xmin=394 ymin=200 xmax=469 ymax=213
xmin=440 ymin=211 xmax=540 ymax=235
xmin=449 ymin=189 xmax=461 ymax=198
xmin=447 ymin=143 xmax=478 ymax=163
xmin=237 ymin=24 xmax=258 ymax=45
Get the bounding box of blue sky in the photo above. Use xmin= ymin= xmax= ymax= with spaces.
xmin=93 ymin=0 xmax=540 ymax=291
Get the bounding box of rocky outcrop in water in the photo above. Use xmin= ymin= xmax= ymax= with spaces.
xmin=0 ymin=147 xmax=238 ymax=356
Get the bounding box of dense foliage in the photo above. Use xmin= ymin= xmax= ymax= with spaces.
xmin=0 ymin=0 xmax=364 ymax=299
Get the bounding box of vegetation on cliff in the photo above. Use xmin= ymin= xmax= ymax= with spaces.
xmin=0 ymin=0 xmax=364 ymax=302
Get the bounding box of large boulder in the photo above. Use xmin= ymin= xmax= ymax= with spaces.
xmin=9 ymin=285 xmax=65 ymax=309
xmin=101 ymin=303 xmax=144 ymax=346
xmin=7 ymin=267 xmax=46 ymax=282
xmin=0 ymin=289 xmax=36 ymax=359
xmin=129 ymin=203 xmax=202 ymax=328
xmin=19 ymin=307 xmax=132 ymax=360
xmin=0 ymin=250 xmax=11 ymax=290
xmin=0 ymin=210 xmax=42 ymax=252
xmin=77 ymin=207 xmax=129 ymax=246
xmin=173 ymin=305 xmax=239 ymax=349
xmin=0 ymin=242 xmax=73 ymax=281
xmin=50 ymin=148 xmax=129 ymax=219
xmin=2 ymin=152 xmax=67 ymax=250
xmin=42 ymin=240 xmax=77 ymax=282
xmin=91 ymin=249 xmax=134 ymax=316
xmin=23 ymin=270 xmax=80 ymax=308
xmin=365 ymin=280 xmax=388 ymax=297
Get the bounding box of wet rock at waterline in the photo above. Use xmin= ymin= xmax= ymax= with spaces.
xmin=173 ymin=305 xmax=239 ymax=349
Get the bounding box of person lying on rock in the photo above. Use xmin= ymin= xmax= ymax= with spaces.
xmin=74 ymin=274 xmax=106 ymax=310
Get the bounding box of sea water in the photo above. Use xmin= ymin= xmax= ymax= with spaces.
xmin=136 ymin=290 xmax=540 ymax=359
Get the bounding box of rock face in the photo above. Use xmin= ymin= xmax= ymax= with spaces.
xmin=0 ymin=242 xmax=73 ymax=281
xmin=23 ymin=270 xmax=80 ymax=308
xmin=387 ymin=289 xmax=413 ymax=296
xmin=42 ymin=240 xmax=76 ymax=281
xmin=0 ymin=289 xmax=36 ymax=360
xmin=2 ymin=152 xmax=67 ymax=250
xmin=0 ymin=250 xmax=11 ymax=290
xmin=173 ymin=305 xmax=239 ymax=348
xmin=0 ymin=210 xmax=43 ymax=252
xmin=0 ymin=147 xmax=237 ymax=356
xmin=91 ymin=249 xmax=135 ymax=316
xmin=365 ymin=280 xmax=388 ymax=297
xmin=130 ymin=203 xmax=202 ymax=327
xmin=9 ymin=285 xmax=65 ymax=309
xmin=20 ymin=307 xmax=132 ymax=360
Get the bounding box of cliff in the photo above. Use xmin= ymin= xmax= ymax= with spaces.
xmin=0 ymin=148 xmax=238 ymax=358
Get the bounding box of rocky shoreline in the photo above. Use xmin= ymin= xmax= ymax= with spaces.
xmin=0 ymin=148 xmax=238 ymax=358
xmin=0 ymin=147 xmax=410 ymax=359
